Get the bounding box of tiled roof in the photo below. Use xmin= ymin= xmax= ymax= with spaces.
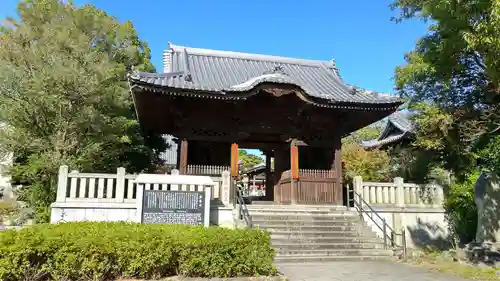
xmin=387 ymin=111 xmax=414 ymax=134
xmin=360 ymin=111 xmax=414 ymax=148
xmin=361 ymin=132 xmax=409 ymax=148
xmin=128 ymin=43 xmax=402 ymax=106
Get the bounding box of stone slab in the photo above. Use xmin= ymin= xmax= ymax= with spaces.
xmin=276 ymin=261 xmax=470 ymax=281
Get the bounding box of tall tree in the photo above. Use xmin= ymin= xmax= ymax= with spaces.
xmin=341 ymin=125 xmax=392 ymax=181
xmin=239 ymin=150 xmax=264 ymax=170
xmin=392 ymin=0 xmax=500 ymax=176
xmin=0 ymin=0 xmax=166 ymax=221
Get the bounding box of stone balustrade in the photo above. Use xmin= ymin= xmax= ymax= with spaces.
xmin=55 ymin=165 xmax=231 ymax=205
xmin=353 ymin=176 xmax=444 ymax=208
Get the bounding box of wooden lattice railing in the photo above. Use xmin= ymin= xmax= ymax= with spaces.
xmin=274 ymin=169 xmax=341 ymax=204
xmin=186 ymin=165 xmax=230 ymax=176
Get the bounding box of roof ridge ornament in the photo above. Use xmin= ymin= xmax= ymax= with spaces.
xmin=263 ymin=65 xmax=286 ymax=75
xmin=183 ymin=48 xmax=193 ymax=82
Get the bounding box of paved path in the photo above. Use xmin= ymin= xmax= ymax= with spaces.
xmin=277 ymin=261 xmax=470 ymax=281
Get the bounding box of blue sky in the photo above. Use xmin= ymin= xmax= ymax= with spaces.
xmin=0 ymin=0 xmax=428 ymax=157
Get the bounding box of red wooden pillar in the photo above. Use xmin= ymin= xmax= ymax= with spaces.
xmin=230 ymin=143 xmax=239 ymax=179
xmin=179 ymin=138 xmax=188 ymax=174
xmin=229 ymin=143 xmax=239 ymax=204
xmin=290 ymin=140 xmax=299 ymax=204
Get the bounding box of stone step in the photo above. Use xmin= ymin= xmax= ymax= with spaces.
xmin=248 ymin=209 xmax=357 ymax=216
xmin=271 ymin=236 xmax=383 ymax=244
xmin=249 ymin=214 xmax=361 ymax=221
xmin=269 ymin=230 xmax=378 ymax=238
xmin=252 ymin=220 xmax=363 ymax=227
xmin=275 ymin=248 xmax=394 ymax=256
xmin=253 ymin=223 xmax=362 ymax=232
xmin=272 ymin=242 xmax=386 ymax=250
xmin=274 ymin=255 xmax=396 ymax=263
xmin=246 ymin=204 xmax=348 ymax=212
xmin=252 ymin=219 xmax=360 ymax=227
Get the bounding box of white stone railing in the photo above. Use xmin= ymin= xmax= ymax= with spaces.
xmin=353 ymin=176 xmax=444 ymax=208
xmin=55 ymin=166 xmax=231 ymax=205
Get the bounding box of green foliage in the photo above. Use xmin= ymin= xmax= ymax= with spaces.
xmin=387 ymin=145 xmax=431 ymax=183
xmin=0 ymin=222 xmax=277 ymax=281
xmin=476 ymin=134 xmax=500 ymax=175
xmin=392 ymin=0 xmax=500 ymax=243
xmin=341 ymin=125 xmax=392 ymax=181
xmin=239 ymin=150 xmax=264 ymax=170
xmin=0 ymin=0 xmax=167 ymax=221
xmin=443 ymin=171 xmax=480 ymax=244
xmin=342 ymin=142 xmax=391 ymax=181
xmin=392 ymin=0 xmax=500 ymax=177
xmin=0 ymin=200 xmax=18 ymax=222
xmin=342 ymin=124 xmax=382 ymax=146
xmin=403 ymin=104 xmax=475 ymax=179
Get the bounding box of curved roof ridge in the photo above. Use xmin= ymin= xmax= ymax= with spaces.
xmin=346 ymin=84 xmax=395 ymax=100
xmin=361 ymin=132 xmax=408 ymax=148
xmin=226 ymin=73 xmax=317 ymax=97
xmin=167 ymin=42 xmax=338 ymax=69
xmin=388 ymin=111 xmax=414 ymax=133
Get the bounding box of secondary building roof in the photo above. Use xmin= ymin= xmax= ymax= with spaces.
xmin=128 ymin=43 xmax=402 ymax=109
xmin=361 ymin=111 xmax=414 ymax=148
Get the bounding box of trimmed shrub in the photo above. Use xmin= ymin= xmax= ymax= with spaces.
xmin=0 ymin=222 xmax=277 ymax=281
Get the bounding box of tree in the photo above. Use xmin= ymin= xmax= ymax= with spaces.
xmin=239 ymin=150 xmax=264 ymax=170
xmin=341 ymin=126 xmax=392 ymax=181
xmin=392 ymin=0 xmax=500 ymax=176
xmin=0 ymin=0 xmax=166 ymax=221
xmin=342 ymin=143 xmax=391 ymax=181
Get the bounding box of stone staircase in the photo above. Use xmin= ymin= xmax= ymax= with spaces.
xmin=247 ymin=204 xmax=395 ymax=263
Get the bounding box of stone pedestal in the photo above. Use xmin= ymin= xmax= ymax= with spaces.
xmin=474 ymin=172 xmax=500 ymax=243
xmin=466 ymin=242 xmax=500 ymax=266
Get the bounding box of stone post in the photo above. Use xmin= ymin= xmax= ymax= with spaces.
xmin=394 ymin=177 xmax=405 ymax=207
xmin=353 ymin=176 xmax=363 ymax=205
xmin=434 ymin=184 xmax=444 ymax=207
xmin=393 ymin=177 xmax=405 ymax=245
xmin=170 ymin=169 xmax=180 ymax=191
xmin=221 ymin=170 xmax=231 ymax=206
xmin=56 ymin=165 xmax=69 ymax=202
xmin=115 ymin=167 xmax=126 ymax=203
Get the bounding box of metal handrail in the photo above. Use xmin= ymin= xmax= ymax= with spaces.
xmin=346 ymin=185 xmax=407 ymax=258
xmin=234 ymin=183 xmax=253 ymax=228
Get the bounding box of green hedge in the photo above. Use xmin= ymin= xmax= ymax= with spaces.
xmin=0 ymin=222 xmax=277 ymax=281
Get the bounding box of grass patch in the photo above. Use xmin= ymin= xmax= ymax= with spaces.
xmin=404 ymin=249 xmax=499 ymax=281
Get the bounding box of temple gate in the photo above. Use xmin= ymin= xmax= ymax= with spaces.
xmin=128 ymin=43 xmax=402 ymax=205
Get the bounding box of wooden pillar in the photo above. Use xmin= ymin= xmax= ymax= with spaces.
xmin=230 ymin=143 xmax=239 ymax=179
xmin=264 ymin=150 xmax=273 ymax=200
xmin=333 ymin=139 xmax=343 ymax=205
xmin=271 ymin=146 xmax=288 ymax=202
xmin=179 ymin=138 xmax=188 ymax=174
xmin=290 ymin=140 xmax=299 ymax=204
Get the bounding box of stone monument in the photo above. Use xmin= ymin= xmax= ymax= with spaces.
xmin=474 ymin=172 xmax=500 ymax=243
